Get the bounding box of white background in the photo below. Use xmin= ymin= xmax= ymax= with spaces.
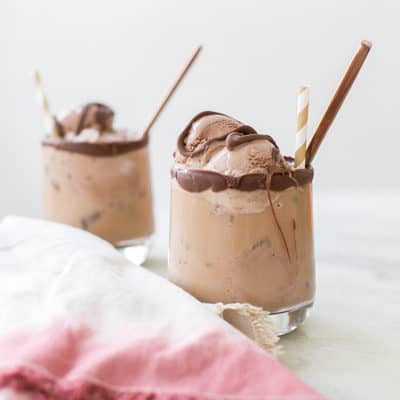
xmin=1 ymin=0 xmax=398 ymax=221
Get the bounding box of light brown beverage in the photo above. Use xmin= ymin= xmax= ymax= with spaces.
xmin=43 ymin=144 xmax=153 ymax=244
xmin=42 ymin=103 xmax=154 ymax=262
xmin=169 ymin=112 xmax=315 ymax=333
xmin=169 ymin=182 xmax=314 ymax=312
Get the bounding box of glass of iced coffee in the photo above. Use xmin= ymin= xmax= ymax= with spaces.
xmin=43 ymin=103 xmax=154 ymax=264
xmin=169 ymin=112 xmax=315 ymax=334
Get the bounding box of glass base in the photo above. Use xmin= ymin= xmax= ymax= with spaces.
xmin=115 ymin=235 xmax=152 ymax=265
xmin=270 ymin=301 xmax=313 ymax=336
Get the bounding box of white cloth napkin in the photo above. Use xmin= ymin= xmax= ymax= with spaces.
xmin=0 ymin=216 xmax=323 ymax=400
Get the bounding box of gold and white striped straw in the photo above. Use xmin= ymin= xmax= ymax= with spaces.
xmin=32 ymin=70 xmax=58 ymax=137
xmin=295 ymin=85 xmax=310 ymax=168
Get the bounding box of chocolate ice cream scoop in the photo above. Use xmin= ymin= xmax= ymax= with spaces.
xmin=173 ymin=111 xmax=313 ymax=192
xmin=56 ymin=103 xmax=115 ymax=136
xmin=206 ymin=135 xmax=283 ymax=176
xmin=177 ymin=112 xmax=250 ymax=163
xmin=185 ymin=113 xmax=243 ymax=151
xmin=175 ymin=111 xmax=288 ymax=175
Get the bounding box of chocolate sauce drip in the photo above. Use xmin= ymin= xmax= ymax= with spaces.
xmin=42 ymin=135 xmax=148 ymax=157
xmin=265 ymin=170 xmax=291 ymax=262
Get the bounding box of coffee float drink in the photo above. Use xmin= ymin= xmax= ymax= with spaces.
xmin=43 ymin=103 xmax=154 ymax=253
xmin=169 ymin=111 xmax=315 ymax=320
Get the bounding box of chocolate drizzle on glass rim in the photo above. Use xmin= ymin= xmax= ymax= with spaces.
xmin=42 ymin=102 xmax=149 ymax=156
xmin=171 ymin=166 xmax=313 ymax=193
xmin=42 ymin=135 xmax=149 ymax=157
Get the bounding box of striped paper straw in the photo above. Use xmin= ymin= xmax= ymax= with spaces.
xmin=295 ymin=85 xmax=310 ymax=168
xmin=33 ymin=70 xmax=58 ymax=137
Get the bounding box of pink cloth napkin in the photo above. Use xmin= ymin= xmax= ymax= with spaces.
xmin=0 ymin=217 xmax=324 ymax=400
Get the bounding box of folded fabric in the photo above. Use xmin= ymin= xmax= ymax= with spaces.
xmin=0 ymin=217 xmax=324 ymax=400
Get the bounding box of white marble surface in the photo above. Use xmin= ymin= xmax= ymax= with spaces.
xmin=146 ymin=191 xmax=400 ymax=400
